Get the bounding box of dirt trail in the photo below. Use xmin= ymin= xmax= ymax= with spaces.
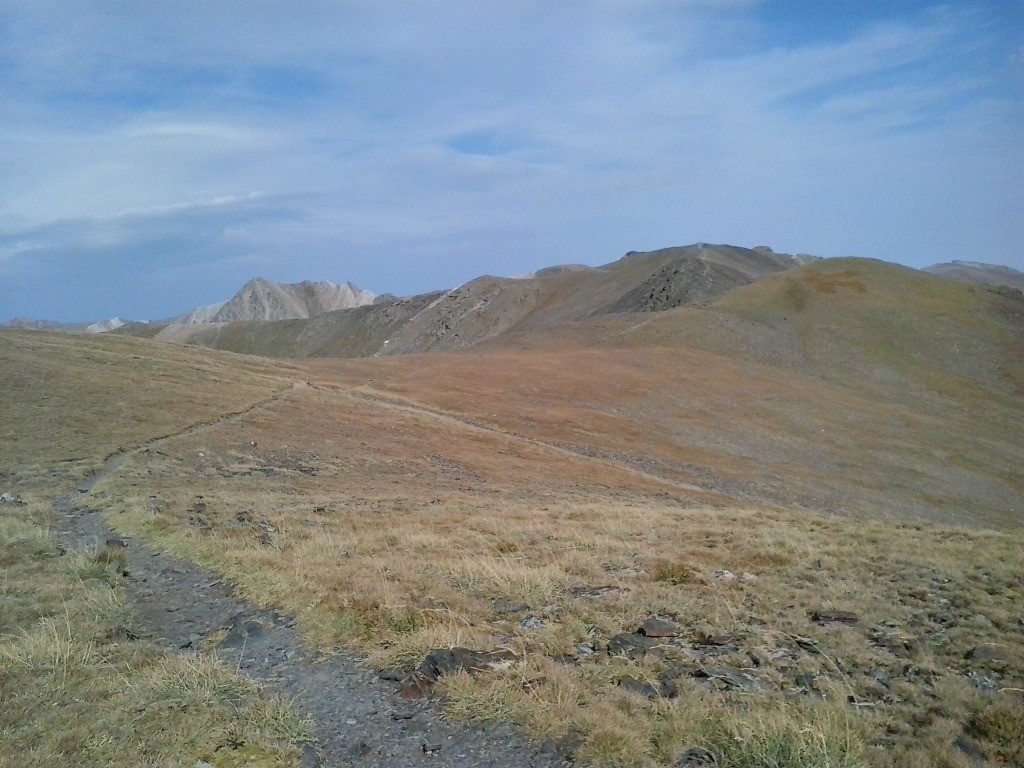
xmin=343 ymin=384 xmax=713 ymax=497
xmin=54 ymin=385 xmax=573 ymax=768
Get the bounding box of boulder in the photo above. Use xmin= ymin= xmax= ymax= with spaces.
xmin=640 ymin=618 xmax=681 ymax=637
xmin=398 ymin=647 xmax=516 ymax=698
xmin=607 ymin=633 xmax=659 ymax=660
xmin=676 ymin=746 xmax=717 ymax=766
xmin=568 ymin=585 xmax=621 ymax=599
xmin=810 ymin=609 xmax=859 ymax=625
xmin=618 ymin=676 xmax=660 ymax=699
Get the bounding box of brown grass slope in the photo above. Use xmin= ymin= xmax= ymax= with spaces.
xmin=350 ymin=258 xmax=1024 ymax=527
xmin=374 ymin=243 xmax=808 ymax=355
xmin=3 ymin=315 xmax=1023 ymax=766
xmin=0 ymin=329 xmax=297 ymax=498
xmin=0 ymin=329 xmax=312 ymax=767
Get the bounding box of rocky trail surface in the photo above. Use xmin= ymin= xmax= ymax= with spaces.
xmin=53 ymin=397 xmax=573 ymax=768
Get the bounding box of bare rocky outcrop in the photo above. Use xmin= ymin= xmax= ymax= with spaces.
xmin=208 ymin=277 xmax=375 ymax=322
xmin=171 ymin=300 xmax=228 ymax=324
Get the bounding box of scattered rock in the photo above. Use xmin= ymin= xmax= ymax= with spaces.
xmin=378 ymin=668 xmax=405 ymax=682
xmin=869 ymin=670 xmax=892 ymax=689
xmin=869 ymin=625 xmax=923 ymax=659
xmin=492 ymin=600 xmax=530 ymax=615
xmin=421 ymin=740 xmax=443 ymax=754
xmin=810 ymin=610 xmax=859 ymax=626
xmin=618 ymin=676 xmax=659 ymax=699
xmin=793 ymin=636 xmax=823 ymax=655
xmin=965 ymin=645 xmax=1008 ymax=668
xmin=574 ymin=643 xmax=597 ymax=659
xmin=694 ymin=665 xmax=774 ymax=693
xmin=519 ymin=615 xmax=547 ymax=630
xmin=953 ymin=733 xmax=987 ymax=763
xmin=847 ymin=695 xmax=877 ymax=709
xmin=695 ymin=629 xmax=735 ymax=647
xmin=568 ymin=585 xmax=621 ymax=599
xmin=640 ymin=618 xmax=681 ymax=637
xmin=740 ymin=572 xmax=759 ymax=584
xmin=607 ymin=633 xmax=659 ymax=660
xmin=676 ymin=746 xmax=717 ymax=766
xmin=0 ymin=492 xmax=23 ymax=504
xmin=398 ymin=647 xmax=517 ymax=698
xmin=428 ymin=647 xmax=515 ymax=676
xmin=965 ymin=671 xmax=998 ymax=692
xmin=711 ymin=570 xmax=736 ymax=582
xmin=793 ymin=671 xmax=817 ymax=689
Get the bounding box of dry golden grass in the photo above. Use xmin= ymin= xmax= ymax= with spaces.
xmin=0 ymin=498 xmax=312 ymax=768
xmin=87 ymin=379 xmax=1023 ymax=768
xmin=0 ymin=329 xmax=294 ymax=500
xmin=0 ymin=330 xmax=312 ymax=767
xmin=3 ymin=305 xmax=1022 ymax=768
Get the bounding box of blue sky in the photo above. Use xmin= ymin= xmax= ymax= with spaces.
xmin=1 ymin=1 xmax=1021 ymax=322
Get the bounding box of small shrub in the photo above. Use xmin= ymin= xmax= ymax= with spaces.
xmin=966 ymin=695 xmax=1024 ymax=765
xmin=650 ymin=560 xmax=697 ymax=586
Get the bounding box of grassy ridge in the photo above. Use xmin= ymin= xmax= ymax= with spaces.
xmin=4 ymin=259 xmax=1023 ymax=768
xmin=0 ymin=330 xmax=311 ymax=767
xmin=90 ymin=382 xmax=1024 ymax=767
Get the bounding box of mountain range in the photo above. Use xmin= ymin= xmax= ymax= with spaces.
xmin=4 ymin=277 xmax=375 ymax=333
xmin=5 ymin=248 xmax=1022 ymax=341
xmin=111 ymin=245 xmax=1021 ymax=362
xmin=3 ymin=240 xmax=1022 ymax=766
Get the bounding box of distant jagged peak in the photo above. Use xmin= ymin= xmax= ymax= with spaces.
xmin=3 ymin=316 xmax=133 ymax=334
xmin=206 ymin=276 xmax=376 ymax=323
xmin=172 ymin=301 xmax=227 ymax=325
xmin=84 ymin=317 xmax=126 ymax=334
xmin=159 ymin=276 xmax=376 ymax=327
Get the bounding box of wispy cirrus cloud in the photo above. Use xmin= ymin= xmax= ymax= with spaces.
xmin=0 ymin=1 xmax=1020 ymax=321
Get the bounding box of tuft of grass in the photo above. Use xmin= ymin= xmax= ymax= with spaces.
xmin=99 ymin=459 xmax=1024 ymax=768
xmin=965 ymin=693 xmax=1024 ymax=765
xmin=0 ymin=496 xmax=312 ymax=768
xmin=701 ymin=706 xmax=868 ymax=768
xmin=649 ymin=560 xmax=697 ymax=585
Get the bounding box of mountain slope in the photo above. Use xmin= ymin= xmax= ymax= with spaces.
xmin=4 ymin=257 xmax=1023 ymax=766
xmin=207 ymin=277 xmax=375 ymax=323
xmin=169 ymin=300 xmax=227 ymax=325
xmin=356 ymin=257 xmax=1024 ymax=526
xmin=154 ymin=244 xmax=809 ymax=357
xmin=153 ymin=290 xmax=445 ymax=357
xmin=924 ymin=260 xmax=1024 ymax=291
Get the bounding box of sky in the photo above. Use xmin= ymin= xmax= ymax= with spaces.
xmin=1 ymin=1 xmax=1022 ymax=322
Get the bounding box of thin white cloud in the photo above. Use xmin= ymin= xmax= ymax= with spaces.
xmin=0 ymin=2 xmax=1020 ymax=322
